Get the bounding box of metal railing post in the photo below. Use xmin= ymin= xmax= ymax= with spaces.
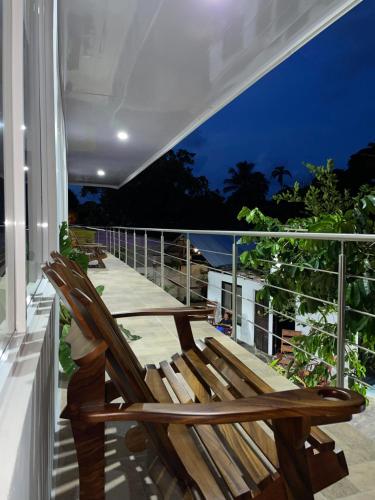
xmin=232 ymin=236 xmax=238 ymax=342
xmin=144 ymin=231 xmax=148 ymax=278
xmin=160 ymin=232 xmax=165 ymax=289
xmin=125 ymin=230 xmax=128 ymax=264
xmin=337 ymin=241 xmax=346 ymax=387
xmin=118 ymin=229 xmax=121 ymax=258
xmin=186 ymin=234 xmax=191 ymax=306
xmin=133 ymin=230 xmax=137 ymax=270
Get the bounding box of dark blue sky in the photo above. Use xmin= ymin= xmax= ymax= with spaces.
xmin=177 ymin=0 xmax=374 ymax=194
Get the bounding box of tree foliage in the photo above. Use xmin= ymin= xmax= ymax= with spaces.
xmin=239 ymin=161 xmax=375 ymax=395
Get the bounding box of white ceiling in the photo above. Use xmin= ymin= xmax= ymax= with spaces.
xmin=59 ymin=0 xmax=361 ymax=188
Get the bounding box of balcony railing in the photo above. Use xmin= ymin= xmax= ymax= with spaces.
xmin=76 ymin=225 xmax=375 ymax=394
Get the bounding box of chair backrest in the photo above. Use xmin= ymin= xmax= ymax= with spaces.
xmin=281 ymin=329 xmax=301 ymax=356
xmin=43 ymin=255 xmax=155 ymax=404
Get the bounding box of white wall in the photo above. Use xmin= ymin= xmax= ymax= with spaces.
xmin=0 ymin=282 xmax=56 ymax=500
xmin=0 ymin=1 xmax=66 ymax=499
xmin=207 ymin=270 xmax=265 ymax=346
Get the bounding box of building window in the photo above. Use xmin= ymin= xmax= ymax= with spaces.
xmin=0 ymin=0 xmax=6 ymax=353
xmin=24 ymin=0 xmax=44 ymax=300
xmin=221 ymin=281 xmax=242 ymax=326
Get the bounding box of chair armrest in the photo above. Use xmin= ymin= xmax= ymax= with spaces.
xmin=63 ymin=387 xmax=365 ymax=426
xmin=112 ymin=306 xmax=214 ymax=319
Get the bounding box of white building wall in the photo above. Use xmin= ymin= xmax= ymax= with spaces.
xmin=0 ymin=1 xmax=65 ymax=499
xmin=208 ymin=270 xmax=266 ymax=347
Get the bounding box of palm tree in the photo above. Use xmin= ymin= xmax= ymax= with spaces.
xmin=224 ymin=161 xmax=268 ymax=195
xmin=271 ymin=166 xmax=291 ymax=189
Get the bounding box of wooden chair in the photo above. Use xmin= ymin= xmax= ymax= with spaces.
xmin=44 ymin=253 xmax=365 ymax=500
xmin=69 ymin=228 xmax=107 ymax=268
xmin=277 ymin=329 xmax=302 ymax=367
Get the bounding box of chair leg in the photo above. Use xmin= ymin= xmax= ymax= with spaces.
xmin=273 ymin=417 xmax=314 ymax=500
xmin=71 ymin=420 xmax=105 ymax=500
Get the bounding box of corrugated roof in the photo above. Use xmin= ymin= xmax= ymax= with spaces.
xmin=188 ymin=234 xmax=250 ymax=268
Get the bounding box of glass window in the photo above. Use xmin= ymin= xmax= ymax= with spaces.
xmin=0 ymin=0 xmax=7 ymax=354
xmin=24 ymin=0 xmax=44 ymax=301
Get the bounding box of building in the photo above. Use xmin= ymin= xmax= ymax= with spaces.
xmin=0 ymin=2 xmax=370 ymax=499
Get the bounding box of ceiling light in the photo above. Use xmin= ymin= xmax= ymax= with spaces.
xmin=97 ymin=169 xmax=105 ymax=177
xmin=117 ymin=130 xmax=129 ymax=141
xmin=21 ymin=124 xmax=26 ymax=131
xmin=24 ymin=165 xmax=29 ymax=171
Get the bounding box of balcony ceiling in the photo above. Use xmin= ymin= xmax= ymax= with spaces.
xmin=59 ymin=0 xmax=360 ymax=188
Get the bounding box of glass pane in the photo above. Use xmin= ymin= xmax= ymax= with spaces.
xmin=0 ymin=0 xmax=7 ymax=353
xmin=24 ymin=0 xmax=43 ymax=301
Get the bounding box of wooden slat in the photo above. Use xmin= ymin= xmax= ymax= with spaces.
xmin=307 ymin=427 xmax=335 ymax=452
xmin=145 ymin=365 xmax=227 ymax=499
xmin=172 ymin=353 xmax=211 ymax=403
xmin=195 ymin=340 xmax=280 ymax=468
xmin=183 ymin=349 xmax=234 ymax=401
xmin=160 ymin=361 xmax=193 ymax=404
xmin=205 ymin=338 xmax=335 ymax=452
xmin=184 ymin=348 xmax=278 ymax=468
xmin=145 ymin=365 xmax=171 ymax=403
xmin=160 ymin=360 xmax=254 ymax=498
xmin=178 ymin=351 xmax=274 ymax=485
xmin=168 ymin=425 xmax=226 ymax=500
xmin=205 ymin=338 xmax=273 ymax=394
xmin=196 ymin=340 xmax=257 ymax=397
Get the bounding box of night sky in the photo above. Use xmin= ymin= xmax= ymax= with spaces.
xmin=177 ymin=0 xmax=374 ymax=194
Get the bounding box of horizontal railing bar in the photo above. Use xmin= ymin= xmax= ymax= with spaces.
xmin=257 ymin=258 xmax=338 ymax=276
xmin=162 ymin=241 xmax=187 ymax=250
xmin=192 ymin=247 xmax=232 ymax=257
xmin=181 ymin=283 xmax=374 ymax=366
xmin=218 ymin=302 xmax=329 ymax=366
xmin=111 ymin=226 xmax=375 ymax=242
xmin=239 ymin=294 xmax=336 ymax=338
xmin=347 ymin=307 xmax=375 ymax=319
xmin=148 ymin=258 xmax=164 ymax=269
xmin=164 ymin=253 xmax=187 ymax=263
xmin=238 ymin=294 xmax=375 ymax=356
xmin=347 ymin=273 xmax=375 ymax=282
xmin=190 ymin=289 xmax=210 ymax=302
xmin=244 ymin=317 xmax=335 ymax=369
xmin=347 ymin=375 xmax=373 ymax=389
xmin=163 ymin=263 xmax=187 ymax=276
xmin=71 ymin=225 xmax=106 ymax=232
xmin=146 ymin=238 xmax=162 ymax=244
xmin=265 ymin=282 xmax=336 ymax=307
xmin=147 ymin=247 xmax=162 ymax=255
xmin=190 ymin=261 xmax=234 ymax=276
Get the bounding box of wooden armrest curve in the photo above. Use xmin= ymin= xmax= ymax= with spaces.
xmin=112 ymin=306 xmax=214 ymax=319
xmin=63 ymin=387 xmax=365 ymax=425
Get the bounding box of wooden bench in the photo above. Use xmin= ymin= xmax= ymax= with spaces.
xmin=44 ymin=253 xmax=365 ymax=500
xmin=70 ymin=228 xmax=107 ymax=268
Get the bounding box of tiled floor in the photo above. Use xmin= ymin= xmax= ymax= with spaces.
xmin=53 ymin=255 xmax=375 ymax=499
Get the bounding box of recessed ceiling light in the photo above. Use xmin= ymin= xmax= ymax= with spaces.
xmin=24 ymin=165 xmax=29 ymax=171
xmin=97 ymin=169 xmax=105 ymax=177
xmin=21 ymin=124 xmax=27 ymax=131
xmin=117 ymin=130 xmax=129 ymax=141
